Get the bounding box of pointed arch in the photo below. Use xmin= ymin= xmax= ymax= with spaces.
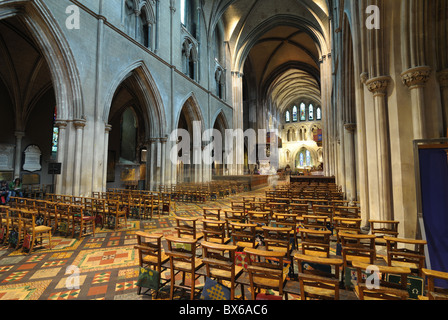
xmin=0 ymin=0 xmax=84 ymax=121
xmin=103 ymin=60 xmax=166 ymax=139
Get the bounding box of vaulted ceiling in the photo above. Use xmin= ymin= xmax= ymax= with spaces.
xmin=205 ymin=0 xmax=330 ymax=113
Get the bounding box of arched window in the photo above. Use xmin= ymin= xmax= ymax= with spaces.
xmin=306 ymin=150 xmax=311 ymax=167
xmin=309 ymin=104 xmax=314 ymax=121
xmin=300 ymin=103 xmax=306 ymax=121
xmin=120 ymin=107 xmax=138 ymax=163
xmin=316 ymin=107 xmax=322 ymax=120
xmin=285 ymin=111 xmax=290 ymax=123
xmin=292 ymin=106 xmax=298 ymax=122
xmin=299 ymin=153 xmax=304 ymax=167
xmin=182 ymin=38 xmax=197 ymax=80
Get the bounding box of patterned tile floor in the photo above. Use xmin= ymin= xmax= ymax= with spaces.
xmin=0 ymin=188 xmax=270 ymax=301
xmin=0 ymin=185 xmax=358 ymax=301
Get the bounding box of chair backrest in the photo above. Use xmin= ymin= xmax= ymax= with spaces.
xmin=201 ymin=241 xmax=239 ymax=281
xmin=165 ymin=236 xmax=199 ymax=270
xmin=299 ymin=228 xmax=332 ymax=258
xmin=230 ymin=222 xmax=258 ymax=248
xmin=244 ymin=247 xmax=287 ymax=298
xmin=175 ymin=217 xmax=199 ymax=239
xmin=262 ymin=226 xmax=293 ymax=260
xmin=339 ymin=232 xmax=377 ymax=267
xmin=247 ymin=211 xmax=270 ymax=227
xmin=422 ymin=268 xmax=448 ymax=300
xmin=383 ymin=236 xmax=426 ymax=275
xmin=202 ymin=219 xmax=227 ymax=244
xmin=302 ymin=215 xmax=329 ymax=230
xmin=369 ymin=220 xmax=399 ymax=238
xmin=134 ymin=232 xmax=164 ymax=269
xmin=334 ymin=206 xmax=360 ymax=219
xmin=203 ymin=208 xmax=221 ymax=221
xmin=295 ymin=253 xmax=344 ymax=300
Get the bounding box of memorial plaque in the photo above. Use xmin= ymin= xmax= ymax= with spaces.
xmin=0 ymin=145 xmax=15 ymax=171
xmin=22 ymin=173 xmax=40 ymax=185
xmin=23 ymin=145 xmax=42 ymax=172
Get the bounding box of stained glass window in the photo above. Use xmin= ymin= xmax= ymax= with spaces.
xmin=317 ymin=107 xmax=322 ymax=120
xmin=309 ymin=104 xmax=314 ymax=121
xmin=300 ymin=103 xmax=306 ymax=121
xmin=292 ymin=106 xmax=298 ymax=122
xmin=52 ymin=107 xmax=59 ymax=155
xmin=286 ymin=111 xmax=290 ymax=122
xmin=306 ymin=150 xmax=311 ymax=167
xmin=299 ymin=153 xmax=304 ymax=167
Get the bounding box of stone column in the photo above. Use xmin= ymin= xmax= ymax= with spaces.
xmin=160 ymin=137 xmax=167 ymax=187
xmin=344 ymin=123 xmax=357 ymax=203
xmin=231 ymin=71 xmax=244 ymax=175
xmin=73 ymin=119 xmax=86 ymax=196
xmin=366 ymin=76 xmax=393 ymax=221
xmin=437 ymin=69 xmax=448 ymax=136
xmin=14 ymin=131 xmax=25 ymax=179
xmin=102 ymin=125 xmax=112 ymax=192
xmin=54 ymin=120 xmax=68 ymax=195
xmin=401 ymin=66 xmax=432 ymax=139
xmin=147 ymin=138 xmax=157 ymax=191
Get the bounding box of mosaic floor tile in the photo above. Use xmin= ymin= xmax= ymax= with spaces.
xmin=48 ymin=289 xmax=80 ymax=300
xmin=30 ymin=267 xmax=62 ymax=280
xmin=92 ymin=272 xmax=111 ymax=284
xmin=0 ymin=280 xmax=51 ymax=300
xmin=71 ymin=246 xmax=139 ymax=273
xmin=2 ymin=271 xmax=28 ymax=283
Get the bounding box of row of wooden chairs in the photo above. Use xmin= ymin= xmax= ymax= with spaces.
xmin=134 ymin=228 xmax=445 ymax=300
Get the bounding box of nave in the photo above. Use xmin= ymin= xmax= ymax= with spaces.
xmin=0 ymin=180 xmax=446 ymax=301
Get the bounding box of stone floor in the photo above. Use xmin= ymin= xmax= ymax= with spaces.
xmin=0 ymin=185 xmax=362 ymax=301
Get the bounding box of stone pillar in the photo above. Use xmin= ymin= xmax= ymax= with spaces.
xmin=401 ymin=66 xmax=432 ymax=139
xmin=73 ymin=119 xmax=86 ymax=196
xmin=160 ymin=137 xmax=167 ymax=187
xmin=437 ymin=69 xmax=448 ymax=136
xmin=14 ymin=131 xmax=25 ymax=179
xmin=231 ymin=71 xmax=244 ymax=175
xmin=366 ymin=76 xmax=393 ymax=221
xmin=148 ymin=138 xmax=157 ymax=191
xmin=54 ymin=120 xmax=68 ymax=195
xmin=344 ymin=123 xmax=357 ymax=203
xmin=102 ymin=125 xmax=112 ymax=192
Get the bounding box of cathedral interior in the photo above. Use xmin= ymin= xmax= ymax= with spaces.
xmin=0 ymin=0 xmax=447 ymax=305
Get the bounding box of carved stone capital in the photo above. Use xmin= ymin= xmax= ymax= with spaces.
xmin=73 ymin=119 xmax=86 ymax=129
xmin=105 ymin=124 xmax=112 ymax=133
xmin=366 ymin=76 xmax=391 ymax=97
xmin=344 ymin=123 xmax=357 ymax=132
xmin=54 ymin=120 xmax=68 ymax=129
xmin=437 ymin=69 xmax=448 ymax=88
xmin=401 ymin=66 xmax=432 ymax=89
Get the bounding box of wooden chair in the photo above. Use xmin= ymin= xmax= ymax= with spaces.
xmin=244 ymin=247 xmax=289 ymax=300
xmin=293 ymin=253 xmax=344 ymax=300
xmin=230 ymin=222 xmax=258 ymax=250
xmin=165 ymin=236 xmax=204 ymax=300
xmin=369 ymin=220 xmax=400 ymax=246
xmin=262 ymin=226 xmax=294 ymax=262
xmin=134 ymin=232 xmax=169 ymax=297
xmin=106 ymin=200 xmax=127 ymax=230
xmin=351 ymin=261 xmax=411 ymax=300
xmin=55 ymin=203 xmax=72 ymax=237
xmin=312 ymin=205 xmax=335 ymax=224
xmin=421 ymin=268 xmax=448 ymax=300
xmin=0 ymin=206 xmax=10 ymax=245
xmin=174 ymin=217 xmax=203 ymax=242
xmin=70 ymin=205 xmax=95 ymax=240
xmin=202 ymin=208 xmax=221 ymax=221
xmin=21 ymin=208 xmax=52 ymax=254
xmin=202 ymin=219 xmax=230 ymax=244
xmin=201 ymin=241 xmax=244 ymax=300
xmin=302 ymin=215 xmax=329 ymax=230
xmin=334 ymin=206 xmax=360 ymax=219
xmin=247 ymin=211 xmax=271 ymax=236
xmin=298 ymin=228 xmax=332 ymax=258
xmin=339 ymin=233 xmax=377 ymax=270
xmin=383 ymin=236 xmax=427 ymax=276
xmin=333 ymin=217 xmax=362 ymax=247
xmin=272 ymin=212 xmax=299 ymax=249
xmin=160 ymin=192 xmax=171 ymax=217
